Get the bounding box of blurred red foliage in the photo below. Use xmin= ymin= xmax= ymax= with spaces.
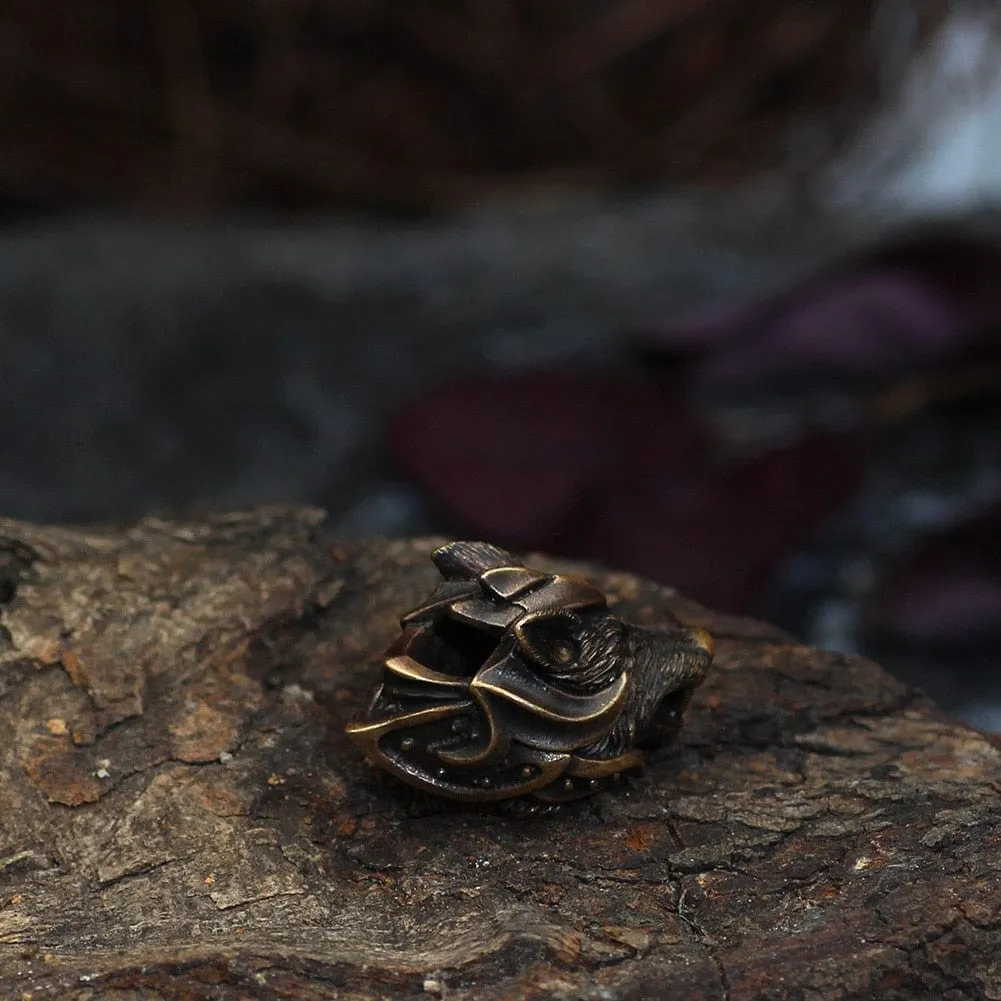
xmin=389 ymin=227 xmax=1001 ymax=620
xmin=388 ymin=372 xmax=870 ymax=612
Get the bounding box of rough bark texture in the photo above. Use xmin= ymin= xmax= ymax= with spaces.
xmin=0 ymin=506 xmax=998 ymax=1001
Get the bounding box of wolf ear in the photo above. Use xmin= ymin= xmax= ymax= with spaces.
xmin=514 ymin=611 xmax=582 ymax=668
xmin=432 ymin=540 xmax=513 ymax=580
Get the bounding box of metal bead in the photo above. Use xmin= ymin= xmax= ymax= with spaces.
xmin=344 ymin=540 xmax=714 ymax=808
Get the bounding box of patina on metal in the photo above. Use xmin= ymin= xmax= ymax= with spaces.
xmin=345 ymin=541 xmax=714 ymax=808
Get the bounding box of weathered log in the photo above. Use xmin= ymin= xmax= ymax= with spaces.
xmin=0 ymin=506 xmax=998 ymax=1001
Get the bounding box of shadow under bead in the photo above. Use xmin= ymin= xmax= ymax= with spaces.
xmin=345 ymin=541 xmax=713 ymax=808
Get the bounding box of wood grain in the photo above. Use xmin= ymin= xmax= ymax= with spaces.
xmin=0 ymin=506 xmax=998 ymax=1000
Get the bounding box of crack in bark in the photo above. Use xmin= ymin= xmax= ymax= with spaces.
xmin=676 ymin=886 xmax=731 ymax=1001
xmin=96 ymin=855 xmax=190 ymax=890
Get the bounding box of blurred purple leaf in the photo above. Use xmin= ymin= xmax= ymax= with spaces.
xmin=570 ymin=431 xmax=870 ymax=613
xmin=388 ymin=372 xmax=870 ymax=612
xmin=387 ymin=373 xmax=706 ymax=543
xmin=635 ymin=231 xmax=1001 ymax=392
xmin=867 ymin=503 xmax=1001 ymax=646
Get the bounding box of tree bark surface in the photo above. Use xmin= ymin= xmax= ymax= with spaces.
xmin=0 ymin=506 xmax=998 ymax=1001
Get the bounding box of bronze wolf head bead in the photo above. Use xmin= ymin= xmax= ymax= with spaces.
xmin=345 ymin=541 xmax=713 ymax=809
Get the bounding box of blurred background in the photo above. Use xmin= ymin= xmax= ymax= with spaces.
xmin=2 ymin=0 xmax=1001 ymax=728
